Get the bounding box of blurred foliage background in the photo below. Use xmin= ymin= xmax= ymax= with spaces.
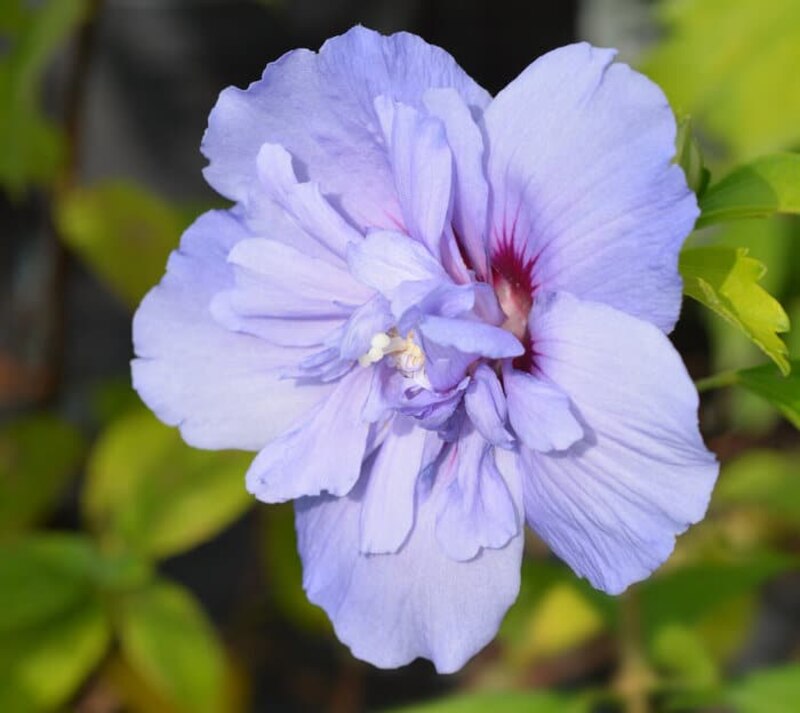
xmin=0 ymin=0 xmax=798 ymax=711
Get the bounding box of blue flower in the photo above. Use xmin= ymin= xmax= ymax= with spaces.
xmin=132 ymin=27 xmax=719 ymax=672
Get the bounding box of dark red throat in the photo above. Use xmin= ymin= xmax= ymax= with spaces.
xmin=491 ymin=238 xmax=538 ymax=373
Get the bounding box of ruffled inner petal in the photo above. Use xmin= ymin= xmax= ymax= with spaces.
xmin=294 ymin=445 xmax=522 ymax=673
xmin=423 ymin=87 xmax=490 ymax=279
xmin=339 ymin=296 xmax=395 ymax=360
xmin=374 ymin=96 xmax=453 ymax=257
xmin=203 ymin=26 xmax=489 ymax=231
xmin=347 ymin=229 xmax=446 ymax=296
xmin=505 ymin=367 xmax=584 ymax=452
xmin=418 ymin=315 xmax=524 ymax=360
xmin=132 ymin=210 xmax=333 ymax=451
xmin=359 ymin=417 xmax=429 ymax=554
xmin=464 ymin=364 xmax=514 ymax=448
xmin=435 ymin=430 xmax=519 ymax=561
xmin=227 ymin=238 xmax=371 ymax=316
xmin=245 ymin=367 xmax=373 ymax=502
xmin=254 ymin=143 xmax=364 ymax=261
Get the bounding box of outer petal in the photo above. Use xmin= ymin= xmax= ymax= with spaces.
xmin=203 ymin=26 xmax=490 ymax=230
xmin=295 ymin=447 xmax=523 ymax=672
xmin=484 ymin=43 xmax=698 ymax=333
xmin=245 ymin=367 xmax=372 ymax=502
xmin=521 ymin=292 xmax=719 ymax=594
xmin=132 ymin=210 xmax=332 ymax=451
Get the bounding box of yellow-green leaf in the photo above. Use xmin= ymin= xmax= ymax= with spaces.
xmin=501 ymin=559 xmax=616 ymax=650
xmin=514 ymin=583 xmax=603 ymax=663
xmin=117 ymin=580 xmax=226 ymax=713
xmin=651 ymin=624 xmax=719 ymax=689
xmin=56 ymin=181 xmax=185 ymax=308
xmin=643 ymin=0 xmax=800 ymax=159
xmin=680 ymin=246 xmax=790 ymax=374
xmin=701 ymin=218 xmax=794 ymax=433
xmin=84 ymin=408 xmax=251 ymax=559
xmin=697 ymin=154 xmax=800 ymax=228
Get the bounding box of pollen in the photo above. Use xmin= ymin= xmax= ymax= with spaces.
xmin=358 ymin=330 xmax=425 ymax=377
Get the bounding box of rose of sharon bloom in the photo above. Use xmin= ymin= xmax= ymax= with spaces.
xmin=133 ymin=26 xmax=719 ymax=672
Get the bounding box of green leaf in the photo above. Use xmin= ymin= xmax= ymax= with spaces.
xmin=726 ymin=664 xmax=800 ymax=713
xmin=84 ymin=408 xmax=252 ymax=559
xmin=697 ymin=154 xmax=800 ymax=228
xmin=0 ymin=599 xmax=110 ymax=712
xmin=638 ymin=555 xmax=794 ymax=637
xmin=0 ymin=0 xmax=89 ymax=194
xmin=675 ymin=117 xmax=710 ymax=197
xmin=387 ymin=691 xmax=589 ymax=713
xmin=736 ymin=360 xmax=800 ymax=428
xmin=0 ymin=533 xmax=98 ymax=633
xmin=56 ymin=181 xmax=186 ymax=308
xmin=0 ymin=1 xmax=88 ymax=88
xmin=680 ymin=246 xmax=790 ymax=374
xmin=643 ymin=0 xmax=800 ymax=159
xmin=261 ymin=503 xmax=331 ymax=634
xmin=0 ymin=414 xmax=83 ymax=537
xmin=716 ymin=449 xmax=800 ymax=522
xmin=117 ymin=580 xmax=226 ymax=713
xmin=90 ymin=379 xmax=143 ymax=426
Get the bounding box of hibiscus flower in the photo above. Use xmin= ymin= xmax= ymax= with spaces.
xmin=132 ymin=26 xmax=718 ymax=672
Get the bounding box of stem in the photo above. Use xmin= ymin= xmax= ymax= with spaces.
xmin=60 ymin=0 xmax=104 ymax=195
xmin=42 ymin=0 xmax=103 ymax=404
xmin=694 ymin=369 xmax=739 ymax=394
xmin=615 ymin=588 xmax=653 ymax=713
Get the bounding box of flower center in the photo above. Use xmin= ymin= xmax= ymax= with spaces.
xmin=493 ymin=274 xmax=532 ymax=342
xmin=491 ymin=239 xmax=538 ymax=371
xmin=359 ymin=329 xmax=426 ymax=378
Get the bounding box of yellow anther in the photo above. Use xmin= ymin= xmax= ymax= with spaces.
xmin=370 ymin=333 xmax=391 ymax=350
xmin=358 ymin=329 xmax=426 ymax=379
